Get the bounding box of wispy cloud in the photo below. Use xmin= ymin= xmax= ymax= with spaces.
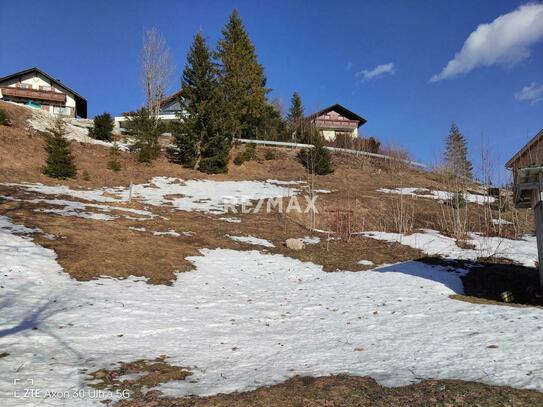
xmin=346 ymin=61 xmax=353 ymax=71
xmin=431 ymin=3 xmax=543 ymax=82
xmin=515 ymin=82 xmax=543 ymax=104
xmin=356 ymin=63 xmax=395 ymax=82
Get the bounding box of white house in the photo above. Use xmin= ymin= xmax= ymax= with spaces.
xmin=0 ymin=67 xmax=87 ymax=118
xmin=307 ymin=104 xmax=366 ymax=141
xmin=114 ymin=90 xmax=183 ymax=130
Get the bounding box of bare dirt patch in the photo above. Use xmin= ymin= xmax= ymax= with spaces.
xmin=88 ymin=356 xmax=192 ymax=402
xmin=113 ymin=374 xmax=543 ymax=406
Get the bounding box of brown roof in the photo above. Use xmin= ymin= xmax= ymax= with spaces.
xmin=160 ymin=90 xmax=183 ymax=107
xmin=306 ymin=103 xmax=367 ymax=127
xmin=506 ymin=128 xmax=543 ymax=169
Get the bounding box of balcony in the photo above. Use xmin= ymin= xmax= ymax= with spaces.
xmin=0 ymin=86 xmax=66 ymax=103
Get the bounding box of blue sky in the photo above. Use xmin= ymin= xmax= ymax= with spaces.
xmin=1 ymin=0 xmax=542 ymax=181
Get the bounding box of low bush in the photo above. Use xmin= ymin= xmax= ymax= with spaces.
xmin=265 ymin=150 xmax=276 ymax=160
xmin=0 ymin=108 xmax=11 ymax=126
xmin=89 ymin=112 xmax=114 ymax=141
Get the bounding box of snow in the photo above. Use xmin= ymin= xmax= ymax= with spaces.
xmin=1 ymin=217 xmax=543 ymax=406
xmin=301 ymin=236 xmax=320 ymax=245
xmin=227 ymin=235 xmax=275 ymax=248
xmin=128 ymin=227 xmax=146 ymax=232
xmin=219 ymin=217 xmax=241 ymax=223
xmin=493 ymin=218 xmax=513 ymax=225
xmin=27 ymin=108 xmax=130 ymax=150
xmin=358 ymin=260 xmax=375 ymax=266
xmin=3 ymin=177 xmax=299 ymax=215
xmin=377 ymin=187 xmax=496 ymax=205
xmin=152 ymin=230 xmax=192 ymax=237
xmin=361 ymin=229 xmax=537 ymax=267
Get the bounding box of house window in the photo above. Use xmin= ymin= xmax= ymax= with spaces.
xmin=39 ymin=86 xmax=54 ymax=92
xmin=17 ymin=83 xmax=33 ymax=89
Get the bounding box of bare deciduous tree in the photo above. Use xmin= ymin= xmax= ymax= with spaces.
xmin=141 ymin=28 xmax=174 ymax=121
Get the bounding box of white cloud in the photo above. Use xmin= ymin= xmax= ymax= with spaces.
xmin=431 ymin=3 xmax=543 ymax=82
xmin=515 ymin=82 xmax=543 ymax=103
xmin=356 ymin=63 xmax=395 ymax=81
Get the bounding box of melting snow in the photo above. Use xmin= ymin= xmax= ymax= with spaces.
xmin=227 ymin=235 xmax=275 ymax=248
xmin=377 ymin=187 xmax=496 ymax=205
xmin=3 ymin=177 xmax=300 ymax=214
xmin=1 ymin=216 xmax=543 ymax=406
xmin=358 ymin=260 xmax=375 ymax=266
xmin=301 ymin=236 xmax=320 ymax=245
xmin=361 ymin=229 xmax=537 ymax=267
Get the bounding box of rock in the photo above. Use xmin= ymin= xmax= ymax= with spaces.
xmin=285 ymin=238 xmax=305 ymax=251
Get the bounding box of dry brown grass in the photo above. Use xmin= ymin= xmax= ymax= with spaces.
xmin=0 ymin=100 xmax=534 ymax=285
xmin=112 ymin=374 xmax=543 ymax=407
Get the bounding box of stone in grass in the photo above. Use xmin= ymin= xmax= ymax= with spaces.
xmin=285 ymin=238 xmax=305 ymax=251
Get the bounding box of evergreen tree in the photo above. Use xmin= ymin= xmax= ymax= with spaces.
xmin=261 ymin=103 xmax=287 ymax=141
xmin=444 ymin=122 xmax=473 ymax=180
xmin=171 ymin=32 xmax=229 ymax=172
xmin=216 ymin=9 xmax=269 ymax=139
xmin=89 ymin=112 xmax=114 ymax=141
xmin=42 ymin=118 xmax=77 ymax=179
xmin=287 ymin=92 xmax=304 ymax=142
xmin=107 ymin=142 xmax=122 ymax=172
xmin=124 ymin=108 xmax=162 ymax=163
xmin=298 ymin=127 xmax=333 ymax=175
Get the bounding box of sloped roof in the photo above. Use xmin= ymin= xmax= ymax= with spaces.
xmin=160 ymin=90 xmax=183 ymax=108
xmin=506 ymin=128 xmax=543 ymax=169
xmin=0 ymin=67 xmax=87 ymax=118
xmin=306 ymin=103 xmax=367 ymax=126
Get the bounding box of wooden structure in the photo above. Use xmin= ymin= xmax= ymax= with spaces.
xmin=507 ymin=128 xmax=543 ymax=287
xmin=0 ymin=67 xmax=87 ymax=118
xmin=306 ymin=104 xmax=366 ymax=141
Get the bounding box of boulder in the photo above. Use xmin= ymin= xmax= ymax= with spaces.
xmin=285 ymin=238 xmax=305 ymax=251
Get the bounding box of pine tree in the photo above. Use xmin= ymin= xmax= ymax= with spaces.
xmin=89 ymin=112 xmax=114 ymax=141
xmin=298 ymin=127 xmax=333 ymax=175
xmin=107 ymin=142 xmax=122 ymax=172
xmin=216 ymin=9 xmax=269 ymax=139
xmin=287 ymin=92 xmax=304 ymax=142
xmin=43 ymin=118 xmax=77 ymax=179
xmin=124 ymin=108 xmax=162 ymax=163
xmin=444 ymin=122 xmax=473 ymax=180
xmin=171 ymin=32 xmax=228 ymax=171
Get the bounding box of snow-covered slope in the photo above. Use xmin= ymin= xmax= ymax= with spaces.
xmin=1 ymin=217 xmax=543 ymax=406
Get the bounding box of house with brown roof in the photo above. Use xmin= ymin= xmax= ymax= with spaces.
xmin=306 ymin=103 xmax=366 ymax=141
xmin=0 ymin=67 xmax=87 ymax=118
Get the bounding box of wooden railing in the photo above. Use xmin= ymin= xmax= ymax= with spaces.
xmin=0 ymin=87 xmax=66 ymax=103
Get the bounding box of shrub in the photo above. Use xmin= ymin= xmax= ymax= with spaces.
xmin=0 ymin=108 xmax=11 ymax=126
xmin=265 ymin=149 xmax=276 ymax=160
xmin=242 ymin=143 xmax=256 ymax=161
xmin=107 ymin=143 xmax=122 ymax=172
xmin=199 ymin=155 xmax=229 ymax=174
xmin=82 ymin=170 xmax=91 ymax=181
xmin=233 ymin=153 xmax=245 ymax=166
xmin=298 ymin=131 xmax=333 ymax=175
xmin=42 ymin=118 xmax=77 ymax=179
xmin=233 ymin=144 xmax=257 ymax=166
xmin=89 ymin=112 xmax=114 ymax=141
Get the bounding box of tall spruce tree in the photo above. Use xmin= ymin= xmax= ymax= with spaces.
xmin=171 ymin=32 xmax=230 ymax=173
xmin=444 ymin=122 xmax=473 ymax=180
xmin=42 ymin=118 xmax=77 ymax=179
xmin=287 ymin=92 xmax=304 ymax=142
xmin=216 ymin=9 xmax=269 ymax=139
